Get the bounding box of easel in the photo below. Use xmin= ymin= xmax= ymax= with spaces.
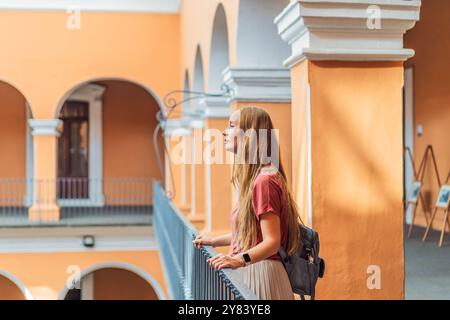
xmin=422 ymin=171 xmax=450 ymax=247
xmin=405 ymin=146 xmax=440 ymax=238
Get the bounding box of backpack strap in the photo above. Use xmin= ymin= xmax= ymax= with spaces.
xmin=310 ymin=284 xmax=315 ymax=300
xmin=278 ymin=245 xmax=289 ymax=263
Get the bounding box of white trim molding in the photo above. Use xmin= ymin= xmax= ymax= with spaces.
xmin=0 ymin=226 xmax=157 ymax=253
xmin=223 ymin=67 xmax=291 ymax=103
xmin=25 ymin=104 xmax=34 ymax=207
xmin=199 ymin=96 xmax=230 ymax=119
xmin=81 ymin=273 xmax=94 ymax=300
xmin=0 ymin=0 xmax=180 ymax=13
xmin=29 ymin=119 xmax=63 ymax=136
xmin=163 ymin=118 xmax=193 ymax=137
xmin=57 ymin=261 xmax=167 ymax=300
xmin=58 ymin=84 xmax=106 ymax=207
xmin=274 ymin=0 xmax=422 ymax=67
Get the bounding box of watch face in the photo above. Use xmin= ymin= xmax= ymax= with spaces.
xmin=243 ymin=253 xmax=251 ymax=263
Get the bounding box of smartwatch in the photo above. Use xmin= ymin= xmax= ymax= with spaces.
xmin=242 ymin=253 xmax=251 ymax=266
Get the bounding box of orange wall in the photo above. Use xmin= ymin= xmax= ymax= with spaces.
xmin=0 ymin=275 xmax=25 ymax=300
xmin=181 ymin=0 xmax=239 ymax=86
xmin=192 ymin=128 xmax=206 ymax=216
xmin=167 ymin=136 xmax=185 ymax=209
xmin=101 ymin=80 xmax=163 ymax=205
xmin=290 ymin=61 xmax=311 ymax=225
xmin=0 ymin=82 xmax=26 ymax=179
xmin=205 ymin=118 xmax=232 ymax=232
xmin=405 ymin=0 xmax=450 ymax=228
xmin=93 ymin=268 xmax=158 ymax=300
xmin=308 ymin=61 xmax=404 ymax=299
xmin=0 ymin=11 xmax=180 ymax=118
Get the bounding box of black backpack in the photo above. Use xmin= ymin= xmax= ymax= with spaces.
xmin=278 ymin=224 xmax=325 ymax=300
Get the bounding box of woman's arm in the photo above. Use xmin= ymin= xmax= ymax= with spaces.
xmin=237 ymin=212 xmax=280 ymax=263
xmin=208 ymin=212 xmax=280 ymax=269
xmin=212 ymin=233 xmax=232 ymax=247
xmin=193 ymin=232 xmax=232 ymax=248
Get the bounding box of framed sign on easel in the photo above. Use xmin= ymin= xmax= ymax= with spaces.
xmin=422 ymin=171 xmax=450 ymax=247
xmin=405 ymin=146 xmax=441 ymax=238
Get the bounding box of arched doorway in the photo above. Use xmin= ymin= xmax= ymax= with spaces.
xmin=61 ymin=262 xmax=165 ymax=300
xmin=207 ymin=4 xmax=229 ymax=93
xmin=0 ymin=80 xmax=33 ymax=226
xmin=54 ymin=79 xmax=164 ymax=225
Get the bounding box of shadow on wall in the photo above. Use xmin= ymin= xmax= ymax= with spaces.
xmin=0 ymin=271 xmax=33 ymax=300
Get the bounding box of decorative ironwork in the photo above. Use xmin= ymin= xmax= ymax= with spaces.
xmin=160 ymin=83 xmax=232 ymax=122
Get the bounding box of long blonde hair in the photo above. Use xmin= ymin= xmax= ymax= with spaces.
xmin=231 ymin=106 xmax=304 ymax=256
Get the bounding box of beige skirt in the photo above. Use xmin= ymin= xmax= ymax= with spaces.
xmin=239 ymin=259 xmax=294 ymax=300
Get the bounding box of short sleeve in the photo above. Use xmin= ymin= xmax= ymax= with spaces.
xmin=252 ymin=174 xmax=282 ymax=221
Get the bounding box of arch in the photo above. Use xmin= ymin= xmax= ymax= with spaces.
xmin=0 ymin=80 xmax=34 ymax=207
xmin=53 ymin=76 xmax=165 ymax=119
xmin=236 ymin=0 xmax=290 ymax=67
xmin=208 ymin=3 xmax=230 ymax=92
xmin=0 ymin=270 xmax=34 ymax=300
xmin=193 ymin=46 xmax=205 ymax=92
xmin=54 ymin=78 xmax=164 ymax=208
xmin=0 ymin=78 xmax=34 ymax=118
xmin=58 ymin=261 xmax=167 ymax=300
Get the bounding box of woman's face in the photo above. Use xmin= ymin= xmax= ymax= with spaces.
xmin=223 ymin=110 xmax=240 ymax=153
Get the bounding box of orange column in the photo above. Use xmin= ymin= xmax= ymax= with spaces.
xmin=165 ymin=117 xmax=205 ymax=229
xmin=28 ymin=119 xmax=62 ymax=222
xmin=188 ymin=125 xmax=206 ymax=229
xmin=201 ymin=97 xmax=232 ymax=235
xmin=275 ymin=0 xmax=421 ymax=299
xmin=164 ymin=119 xmax=192 ymax=215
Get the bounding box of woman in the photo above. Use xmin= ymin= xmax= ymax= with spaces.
xmin=193 ymin=106 xmax=304 ymax=300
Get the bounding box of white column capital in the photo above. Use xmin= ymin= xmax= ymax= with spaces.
xmin=222 ymin=66 xmax=291 ymax=103
xmin=274 ymin=0 xmax=421 ymax=67
xmin=163 ymin=118 xmax=194 ymax=137
xmin=28 ymin=119 xmax=63 ymax=137
xmin=70 ymin=83 xmax=106 ymax=102
xmin=199 ymin=96 xmax=230 ymax=119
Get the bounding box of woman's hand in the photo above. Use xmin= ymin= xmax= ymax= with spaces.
xmin=192 ymin=233 xmax=216 ymax=248
xmin=207 ymin=253 xmax=245 ymax=270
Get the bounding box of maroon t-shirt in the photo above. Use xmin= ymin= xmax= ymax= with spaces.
xmin=229 ymin=169 xmax=288 ymax=261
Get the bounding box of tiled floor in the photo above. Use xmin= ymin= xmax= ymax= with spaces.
xmin=405 ymin=225 xmax=450 ymax=300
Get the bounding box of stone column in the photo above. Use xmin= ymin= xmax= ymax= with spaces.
xmin=200 ymin=96 xmax=232 ymax=235
xmin=275 ymin=0 xmax=421 ymax=299
xmin=28 ymin=119 xmax=62 ymax=222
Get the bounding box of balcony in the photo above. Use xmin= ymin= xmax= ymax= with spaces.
xmin=153 ymin=181 xmax=257 ymax=300
xmin=0 ymin=177 xmax=152 ymax=227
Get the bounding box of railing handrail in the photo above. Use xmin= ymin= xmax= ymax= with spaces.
xmin=153 ymin=181 xmax=257 ymax=300
xmin=0 ymin=177 xmax=153 ymax=227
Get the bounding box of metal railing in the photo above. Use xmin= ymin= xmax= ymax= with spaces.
xmin=0 ymin=177 xmax=153 ymax=227
xmin=153 ymin=181 xmax=257 ymax=300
